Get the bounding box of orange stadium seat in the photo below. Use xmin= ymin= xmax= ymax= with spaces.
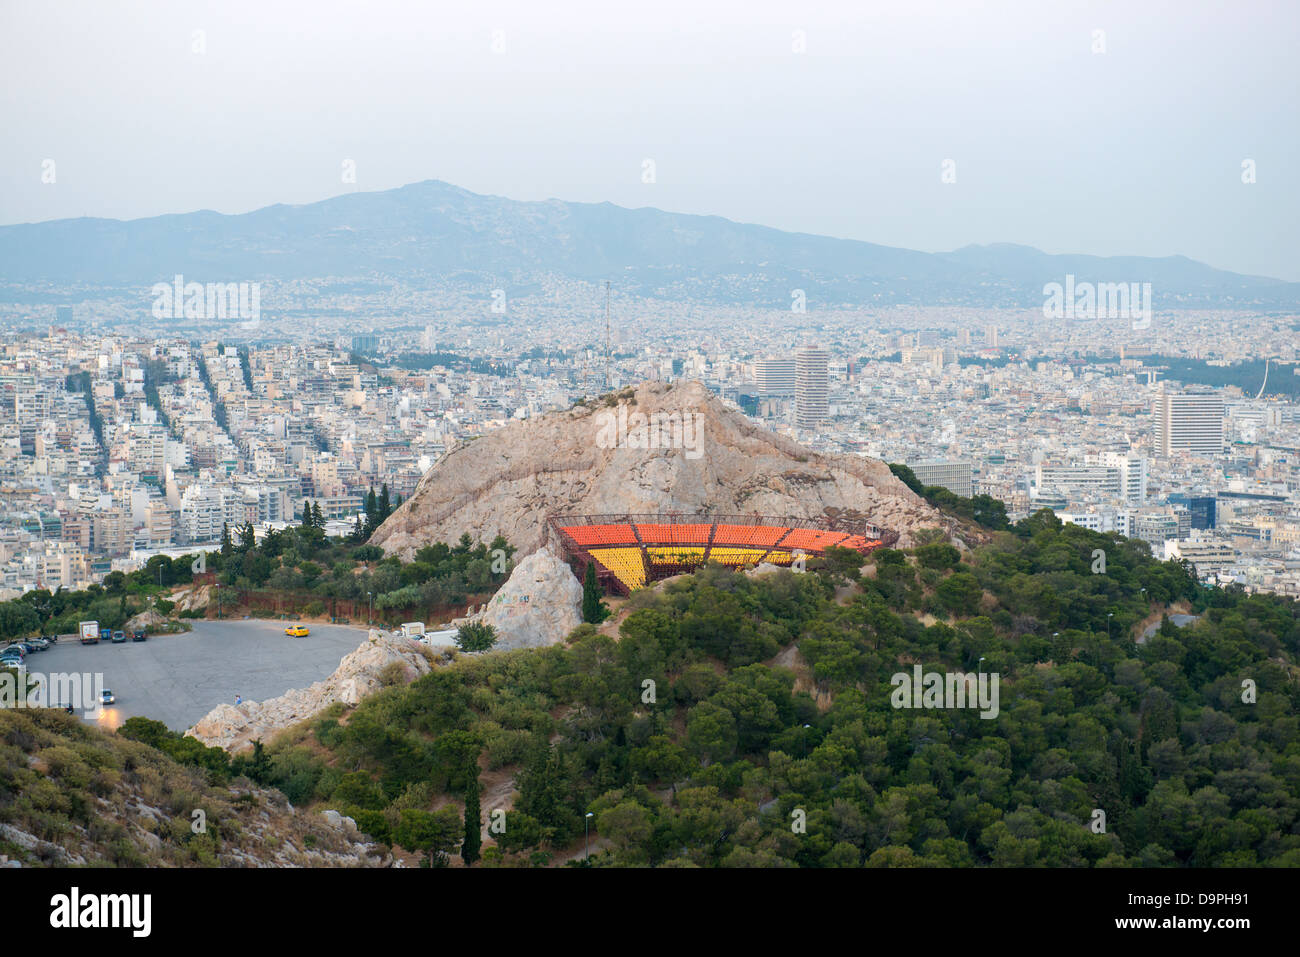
xmin=562 ymin=524 xmax=638 ymax=546
xmin=781 ymin=528 xmax=850 ymax=551
xmin=712 ymin=524 xmax=790 ymax=548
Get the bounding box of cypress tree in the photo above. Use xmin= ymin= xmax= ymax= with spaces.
xmin=462 ymin=770 xmax=481 ymax=866
xmin=364 ymin=487 xmax=377 ymax=533
xmin=582 ymin=562 xmax=604 ymax=624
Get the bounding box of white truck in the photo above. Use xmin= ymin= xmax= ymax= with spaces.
xmin=399 ymin=622 xmax=426 ymax=641
xmin=79 ymin=621 xmax=99 ymax=645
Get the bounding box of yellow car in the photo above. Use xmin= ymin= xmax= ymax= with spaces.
xmin=285 ymin=625 xmax=310 ymax=637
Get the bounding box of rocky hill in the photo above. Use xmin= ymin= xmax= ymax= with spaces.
xmin=372 ymin=379 xmax=946 ymax=559
xmin=0 ymin=708 xmax=388 ymax=867
xmin=187 ymin=630 xmax=436 ymax=753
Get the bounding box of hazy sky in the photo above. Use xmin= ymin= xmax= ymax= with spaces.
xmin=3 ymin=0 xmax=1297 ymax=279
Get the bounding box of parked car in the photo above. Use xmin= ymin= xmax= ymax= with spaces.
xmin=0 ymin=651 xmax=23 ymax=666
xmin=110 ymin=631 xmax=126 ymax=644
xmin=285 ymin=625 xmax=310 ymax=637
xmin=26 ymin=637 xmax=49 ymax=652
xmin=132 ymin=630 xmax=147 ymax=642
xmin=5 ymin=642 xmax=32 ymax=656
xmin=101 ymin=689 xmax=115 ymax=705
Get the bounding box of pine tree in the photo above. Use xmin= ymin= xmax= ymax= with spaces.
xmin=582 ymin=562 xmax=605 ymax=623
xmin=301 ymin=500 xmax=313 ymax=530
xmin=462 ymin=770 xmax=482 ymax=867
xmin=220 ymin=522 xmax=233 ymax=556
xmin=239 ymin=521 xmax=256 ymax=551
xmin=311 ymin=501 xmax=324 ymax=529
xmin=378 ymin=484 xmax=391 ymax=522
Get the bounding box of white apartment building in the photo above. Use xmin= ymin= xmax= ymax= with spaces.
xmin=1156 ymin=391 xmax=1225 ymax=457
xmin=754 ymin=357 xmax=796 ymax=397
xmin=795 ymin=345 xmax=829 ymax=430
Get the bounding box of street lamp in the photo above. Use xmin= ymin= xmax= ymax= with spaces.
xmin=977 ymin=656 xmax=985 ymax=673
xmin=367 ymin=591 xmax=373 ymax=626
xmin=215 ymin=582 xmax=222 ymax=619
xmin=584 ymin=811 xmax=594 ymax=862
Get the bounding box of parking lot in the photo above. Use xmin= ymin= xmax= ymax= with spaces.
xmin=12 ymin=619 xmax=370 ymax=732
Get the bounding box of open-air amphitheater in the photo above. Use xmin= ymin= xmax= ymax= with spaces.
xmin=549 ymin=512 xmax=897 ymax=593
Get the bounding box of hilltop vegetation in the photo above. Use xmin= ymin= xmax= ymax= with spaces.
xmin=5 ymin=512 xmax=1296 ymax=868
xmin=232 ymin=512 xmax=1299 ymax=867
xmin=0 ymin=708 xmax=383 ymax=867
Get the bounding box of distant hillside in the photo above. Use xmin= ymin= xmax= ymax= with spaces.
xmin=3 ymin=180 xmax=1297 ymax=308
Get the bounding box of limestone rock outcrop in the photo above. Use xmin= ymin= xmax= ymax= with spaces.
xmin=186 ymin=629 xmax=433 ymax=752
xmin=372 ymin=379 xmax=945 ymax=559
xmin=460 ymin=545 xmax=583 ymax=651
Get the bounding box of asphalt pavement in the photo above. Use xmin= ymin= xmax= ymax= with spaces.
xmin=16 ymin=619 xmax=370 ymax=732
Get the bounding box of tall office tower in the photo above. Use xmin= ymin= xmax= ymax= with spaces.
xmin=754 ymin=357 xmax=796 ymax=396
xmin=957 ymin=328 xmax=971 ymax=346
xmin=795 ymin=345 xmax=829 ymax=430
xmin=908 ymin=459 xmax=973 ymax=497
xmin=986 ymin=325 xmax=998 ymax=348
xmin=1156 ymin=391 xmax=1225 ymax=456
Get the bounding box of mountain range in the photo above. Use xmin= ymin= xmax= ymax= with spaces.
xmin=3 ymin=179 xmax=1297 ymax=309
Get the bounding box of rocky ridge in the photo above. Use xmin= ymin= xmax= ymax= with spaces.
xmin=372 ymin=379 xmax=946 ymax=559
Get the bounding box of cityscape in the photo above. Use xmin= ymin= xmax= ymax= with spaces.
xmin=0 ymin=0 xmax=1295 ymax=926
xmin=4 ymin=302 xmax=1298 ymax=598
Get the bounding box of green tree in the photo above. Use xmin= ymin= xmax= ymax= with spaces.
xmin=462 ymin=769 xmax=482 ymax=866
xmin=582 ymin=562 xmax=607 ymax=624
xmin=455 ymin=621 xmax=498 ymax=653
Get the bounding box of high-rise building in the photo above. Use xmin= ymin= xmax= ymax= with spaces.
xmin=754 ymin=357 xmax=796 ymax=397
xmin=1156 ymin=391 xmax=1224 ymax=456
xmin=795 ymin=345 xmax=829 ymax=430
xmin=909 ymin=459 xmax=973 ymax=497
xmin=986 ymin=325 xmax=998 ymax=348
xmin=1034 ymin=453 xmax=1147 ymax=506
